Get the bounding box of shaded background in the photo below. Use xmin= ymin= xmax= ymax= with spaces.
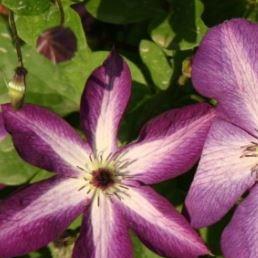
xmin=0 ymin=0 xmax=256 ymax=257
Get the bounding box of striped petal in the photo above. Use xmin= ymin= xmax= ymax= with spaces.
xmin=2 ymin=104 xmax=91 ymax=176
xmin=116 ymin=186 xmax=209 ymax=258
xmin=73 ymin=193 xmax=132 ymax=258
xmin=192 ymin=18 xmax=258 ymax=137
xmin=117 ymin=103 xmax=214 ymax=184
xmin=186 ymin=119 xmax=257 ymax=228
xmin=0 ymin=177 xmax=89 ymax=258
xmin=221 ymin=185 xmax=258 ymax=258
xmin=80 ymin=50 xmax=131 ymax=157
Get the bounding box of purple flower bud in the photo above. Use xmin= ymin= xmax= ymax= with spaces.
xmin=36 ymin=26 xmax=77 ymax=64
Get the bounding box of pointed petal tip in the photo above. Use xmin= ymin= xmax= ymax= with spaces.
xmin=103 ymin=49 xmax=126 ymax=79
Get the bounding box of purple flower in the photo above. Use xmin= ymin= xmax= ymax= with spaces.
xmin=185 ymin=19 xmax=258 ymax=258
xmin=0 ymin=50 xmax=213 ymax=258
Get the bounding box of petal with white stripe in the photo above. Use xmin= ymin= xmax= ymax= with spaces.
xmin=73 ymin=193 xmax=132 ymax=258
xmin=2 ymin=104 xmax=91 ymax=176
xmin=117 ymin=186 xmax=209 ymax=258
xmin=0 ymin=177 xmax=89 ymax=258
xmin=80 ymin=50 xmax=131 ymax=157
xmin=117 ymin=103 xmax=214 ymax=184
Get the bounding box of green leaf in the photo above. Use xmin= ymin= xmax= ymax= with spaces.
xmin=85 ymin=0 xmax=164 ymax=24
xmin=0 ymin=136 xmax=51 ymax=185
xmin=140 ymin=40 xmax=172 ymax=90
xmin=0 ymin=5 xmax=92 ymax=115
xmin=2 ymin=0 xmax=51 ymax=15
xmin=22 ymin=248 xmax=52 ymax=258
xmin=132 ymin=233 xmax=162 ymax=258
xmin=16 ymin=5 xmax=91 ymax=115
xmin=149 ymin=13 xmax=173 ymax=49
xmin=150 ymin=0 xmax=207 ymax=50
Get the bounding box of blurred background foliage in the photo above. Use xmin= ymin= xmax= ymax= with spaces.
xmin=0 ymin=0 xmax=257 ymax=257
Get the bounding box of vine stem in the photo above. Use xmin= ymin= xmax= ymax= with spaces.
xmin=56 ymin=0 xmax=65 ymax=26
xmin=9 ymin=11 xmax=24 ymax=68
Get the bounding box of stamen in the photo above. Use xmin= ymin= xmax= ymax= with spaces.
xmin=119 ymin=190 xmax=131 ymax=198
xmin=78 ymin=185 xmax=87 ymax=191
xmin=123 ymin=175 xmax=140 ymax=179
xmin=240 ymin=141 xmax=258 ymax=158
xmin=87 ymin=188 xmax=92 ymax=194
xmin=76 ymin=165 xmax=85 ymax=171
xmin=115 ymin=150 xmax=129 ymax=159
xmin=119 ymin=184 xmax=129 ymax=190
xmin=106 ymin=152 xmax=115 ymax=162
xmin=117 ymin=158 xmax=137 ymax=169
xmin=114 ymin=192 xmax=122 ymax=200
xmin=89 ymin=153 xmax=94 ymax=162
xmin=97 ymin=195 xmax=100 ymax=207
xmin=98 ymin=151 xmax=104 ymax=162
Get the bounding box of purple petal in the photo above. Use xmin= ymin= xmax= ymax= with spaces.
xmin=116 ymin=186 xmax=209 ymax=258
xmin=73 ymin=193 xmax=132 ymax=258
xmin=0 ymin=177 xmax=89 ymax=258
xmin=221 ymin=185 xmax=258 ymax=258
xmin=2 ymin=104 xmax=92 ymax=176
xmin=0 ymin=110 xmax=7 ymax=141
xmin=186 ymin=119 xmax=257 ymax=228
xmin=117 ymin=103 xmax=214 ymax=184
xmin=192 ymin=18 xmax=258 ymax=137
xmin=80 ymin=50 xmax=131 ymax=157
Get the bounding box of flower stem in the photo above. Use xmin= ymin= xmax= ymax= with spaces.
xmin=56 ymin=0 xmax=65 ymax=26
xmin=9 ymin=11 xmax=24 ymax=68
xmin=8 ymin=11 xmax=27 ymax=109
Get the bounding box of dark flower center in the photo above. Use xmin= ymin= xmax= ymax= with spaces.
xmin=91 ymin=168 xmax=114 ymax=189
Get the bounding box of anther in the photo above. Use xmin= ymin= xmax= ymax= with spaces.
xmin=78 ymin=185 xmax=86 ymax=191
xmin=77 ymin=166 xmax=85 ymax=171
xmin=119 ymin=184 xmax=129 ymax=190
xmin=89 ymin=154 xmax=94 ymax=162
xmin=87 ymin=189 xmax=92 ymax=194
xmin=114 ymin=192 xmax=122 ymax=200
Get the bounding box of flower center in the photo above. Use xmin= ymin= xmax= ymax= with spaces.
xmin=91 ymin=168 xmax=115 ymax=189
xmin=76 ymin=152 xmax=136 ymax=203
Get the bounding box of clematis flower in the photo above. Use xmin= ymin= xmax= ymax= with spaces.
xmin=0 ymin=50 xmax=213 ymax=258
xmin=185 ymin=19 xmax=258 ymax=258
